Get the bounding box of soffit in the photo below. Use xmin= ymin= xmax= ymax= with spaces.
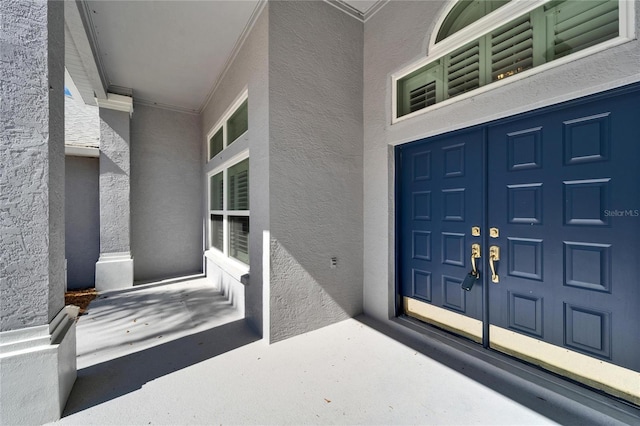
xmin=82 ymin=0 xmax=261 ymax=113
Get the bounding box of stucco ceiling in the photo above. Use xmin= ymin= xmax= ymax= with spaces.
xmin=84 ymin=0 xmax=261 ymax=113
xmin=79 ymin=0 xmax=383 ymax=113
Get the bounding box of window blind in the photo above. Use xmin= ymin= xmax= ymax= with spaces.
xmin=228 ymin=158 xmax=249 ymax=211
xmin=547 ymin=0 xmax=618 ymax=59
xmin=446 ymin=41 xmax=481 ymax=97
xmin=229 ymin=216 xmax=249 ymax=264
xmin=490 ymin=14 xmax=533 ymax=81
xmin=410 ymin=81 xmax=437 ymax=113
xmin=211 ymin=214 xmax=224 ymax=251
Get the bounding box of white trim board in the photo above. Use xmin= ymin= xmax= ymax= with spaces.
xmin=65 ymin=145 xmax=99 ymax=158
xmin=96 ymin=93 xmax=134 ymax=116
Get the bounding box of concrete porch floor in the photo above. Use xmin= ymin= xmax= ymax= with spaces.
xmin=51 ymin=278 xmax=639 ymax=425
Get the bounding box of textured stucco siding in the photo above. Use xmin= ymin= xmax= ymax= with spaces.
xmin=64 ymin=95 xmax=99 ymax=148
xmin=99 ymin=108 xmax=131 ymax=254
xmin=131 ymin=104 xmax=203 ymax=282
xmin=0 ymin=0 xmax=65 ymax=331
xmin=201 ymin=7 xmax=269 ymax=335
xmin=268 ymin=1 xmax=364 ymax=342
xmin=362 ymin=1 xmax=640 ymax=321
xmin=65 ymin=156 xmax=99 ymax=289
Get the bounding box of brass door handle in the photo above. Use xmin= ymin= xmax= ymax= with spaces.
xmin=489 ymin=246 xmax=500 ymax=283
xmin=471 ymin=243 xmax=481 ymax=275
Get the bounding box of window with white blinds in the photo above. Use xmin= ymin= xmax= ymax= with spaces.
xmin=396 ymin=0 xmax=622 ymax=118
xmin=208 ymin=157 xmax=250 ymax=264
xmin=206 ymin=92 xmax=250 ymax=265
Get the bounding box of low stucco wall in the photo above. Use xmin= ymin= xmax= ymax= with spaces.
xmin=65 ymin=156 xmax=100 ymax=289
xmin=206 ymin=257 xmax=245 ymax=316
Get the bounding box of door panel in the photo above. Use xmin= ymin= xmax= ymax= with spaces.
xmin=487 ymin=89 xmax=640 ymax=373
xmin=399 ymin=129 xmax=484 ymax=330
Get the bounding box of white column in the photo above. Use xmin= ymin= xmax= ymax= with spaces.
xmin=95 ymin=94 xmax=135 ymax=291
xmin=0 ymin=1 xmax=78 ymax=423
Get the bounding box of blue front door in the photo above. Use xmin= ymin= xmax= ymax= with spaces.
xmin=399 ymin=128 xmax=484 ymax=341
xmin=486 ymin=88 xmax=640 ymax=374
xmin=397 ymin=84 xmax=640 ymax=402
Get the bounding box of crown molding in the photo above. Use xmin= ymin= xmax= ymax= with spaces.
xmin=363 ymin=0 xmax=388 ymax=22
xmin=326 ymin=0 xmax=364 ymax=21
xmin=326 ymin=1 xmax=388 ymax=23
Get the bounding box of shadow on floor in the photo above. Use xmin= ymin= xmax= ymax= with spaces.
xmin=63 ymin=319 xmax=259 ymax=416
xmin=356 ymin=315 xmax=640 ymax=426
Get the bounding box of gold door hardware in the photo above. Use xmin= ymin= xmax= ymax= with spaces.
xmin=472 ymin=226 xmax=481 ymax=237
xmin=489 ymin=245 xmax=500 ymax=283
xmin=471 ymin=243 xmax=481 ymax=275
xmin=490 ymin=228 xmax=499 ymax=238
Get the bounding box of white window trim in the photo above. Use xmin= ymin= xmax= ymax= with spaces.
xmin=206 ymin=88 xmax=248 ymax=161
xmin=206 ymin=149 xmax=250 ymax=271
xmin=204 ymin=87 xmax=250 ymax=278
xmin=392 ymin=0 xmax=636 ymax=124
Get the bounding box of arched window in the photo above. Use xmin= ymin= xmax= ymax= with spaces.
xmin=395 ymin=0 xmax=627 ymax=120
xmin=436 ymin=0 xmax=510 ymax=43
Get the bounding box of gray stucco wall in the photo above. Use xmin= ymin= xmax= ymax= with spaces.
xmin=202 ymin=6 xmax=269 ymax=336
xmin=131 ymin=104 xmax=202 ymax=282
xmin=0 ymin=0 xmax=65 ymax=331
xmin=268 ymin=1 xmax=364 ymax=342
xmin=362 ymin=1 xmax=640 ymax=321
xmin=65 ymin=156 xmax=99 ymax=289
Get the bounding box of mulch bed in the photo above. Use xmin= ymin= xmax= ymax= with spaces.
xmin=65 ymin=288 xmax=98 ymax=316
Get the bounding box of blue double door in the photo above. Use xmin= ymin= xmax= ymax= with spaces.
xmin=398 ymin=85 xmax=640 ymax=397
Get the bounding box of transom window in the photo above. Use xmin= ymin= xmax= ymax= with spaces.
xmin=208 ymin=98 xmax=248 ymax=160
xmin=395 ymin=0 xmax=626 ymax=119
xmin=436 ymin=0 xmax=510 ymax=43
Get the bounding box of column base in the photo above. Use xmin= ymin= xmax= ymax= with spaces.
xmin=0 ymin=306 xmax=79 ymax=425
xmin=95 ymin=252 xmax=134 ymax=291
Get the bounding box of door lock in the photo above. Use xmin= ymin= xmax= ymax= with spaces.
xmin=462 ymin=243 xmax=482 ymax=291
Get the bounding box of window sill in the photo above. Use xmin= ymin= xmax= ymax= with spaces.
xmin=204 ymin=249 xmax=249 ymax=283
